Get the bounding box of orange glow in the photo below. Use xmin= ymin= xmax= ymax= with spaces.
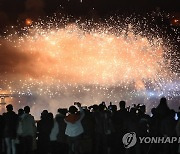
xmin=171 ymin=18 xmax=180 ymax=26
xmin=5 ymin=24 xmax=170 ymax=88
xmin=25 ymin=18 xmax=32 ymax=26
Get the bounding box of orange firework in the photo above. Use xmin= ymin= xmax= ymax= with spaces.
xmin=25 ymin=18 xmax=32 ymax=26
xmin=1 ymin=17 xmax=179 ymax=118
xmin=5 ymin=23 xmax=173 ymax=88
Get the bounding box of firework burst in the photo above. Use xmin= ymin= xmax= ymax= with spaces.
xmin=0 ymin=14 xmax=179 ymax=116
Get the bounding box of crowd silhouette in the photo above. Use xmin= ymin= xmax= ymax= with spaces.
xmin=0 ymin=97 xmax=180 ymax=154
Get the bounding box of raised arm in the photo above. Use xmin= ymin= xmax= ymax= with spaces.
xmin=76 ymin=102 xmax=85 ymax=120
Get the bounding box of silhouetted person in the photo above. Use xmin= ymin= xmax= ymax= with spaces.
xmin=65 ymin=102 xmax=85 ymax=154
xmin=161 ymin=109 xmax=177 ymax=154
xmin=20 ymin=106 xmax=36 ymax=154
xmin=156 ymin=97 xmax=171 ymax=120
xmin=155 ymin=97 xmax=171 ymax=136
xmin=137 ymin=105 xmax=151 ymax=154
xmin=18 ymin=108 xmax=24 ymax=117
xmin=37 ymin=110 xmax=53 ymax=154
xmin=16 ymin=108 xmax=24 ymax=154
xmin=0 ymin=114 xmax=4 ymax=154
xmin=93 ymin=103 xmax=114 ymax=154
xmin=176 ymin=114 xmax=180 ymax=154
xmin=138 ymin=105 xmax=150 ymax=136
xmin=112 ymin=101 xmax=129 ymax=154
xmin=56 ymin=109 xmax=68 ymax=154
xmin=124 ymin=107 xmax=140 ymax=154
xmin=49 ymin=112 xmax=59 ymax=154
xmin=81 ymin=107 xmax=95 ymax=154
xmin=149 ymin=108 xmax=159 ymax=136
xmin=3 ymin=104 xmax=18 ymax=154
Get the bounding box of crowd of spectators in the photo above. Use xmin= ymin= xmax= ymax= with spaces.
xmin=0 ymin=97 xmax=180 ymax=154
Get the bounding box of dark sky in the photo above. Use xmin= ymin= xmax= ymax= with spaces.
xmin=0 ymin=0 xmax=180 ymax=22
xmin=0 ymin=0 xmax=179 ymax=35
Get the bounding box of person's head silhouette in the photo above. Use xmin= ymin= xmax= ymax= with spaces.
xmin=6 ymin=104 xmax=13 ymax=112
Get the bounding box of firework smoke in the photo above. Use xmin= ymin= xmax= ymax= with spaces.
xmin=0 ymin=16 xmax=179 ymax=118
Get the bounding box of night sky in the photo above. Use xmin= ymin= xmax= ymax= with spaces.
xmin=0 ymin=0 xmax=180 ymax=23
